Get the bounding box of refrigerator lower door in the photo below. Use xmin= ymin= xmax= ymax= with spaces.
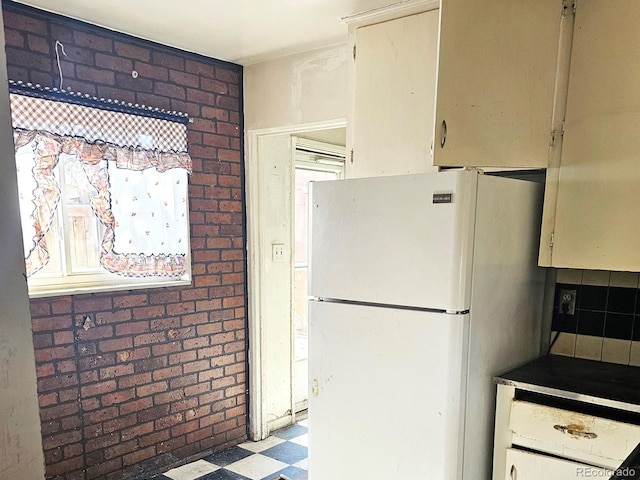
xmin=308 ymin=300 xmax=469 ymax=480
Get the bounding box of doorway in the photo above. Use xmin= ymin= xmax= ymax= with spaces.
xmin=246 ymin=121 xmax=345 ymax=441
xmin=292 ymin=139 xmax=344 ymax=413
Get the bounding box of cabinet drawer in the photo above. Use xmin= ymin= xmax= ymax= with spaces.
xmin=509 ymin=400 xmax=640 ymax=468
xmin=505 ymin=448 xmax=609 ymax=480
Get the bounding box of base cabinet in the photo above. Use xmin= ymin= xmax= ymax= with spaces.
xmin=493 ymin=383 xmax=640 ymax=480
xmin=504 ymin=449 xmax=608 ymax=480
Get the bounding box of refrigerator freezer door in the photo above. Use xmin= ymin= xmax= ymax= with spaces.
xmin=309 ymin=171 xmax=477 ymax=311
xmin=308 ymin=300 xmax=468 ymax=480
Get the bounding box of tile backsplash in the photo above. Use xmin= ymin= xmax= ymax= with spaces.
xmin=550 ymin=269 xmax=640 ymax=365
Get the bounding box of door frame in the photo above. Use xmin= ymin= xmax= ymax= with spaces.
xmin=245 ymin=119 xmax=346 ymax=441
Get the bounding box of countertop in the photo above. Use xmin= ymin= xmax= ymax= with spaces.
xmin=495 ymin=354 xmax=640 ymax=413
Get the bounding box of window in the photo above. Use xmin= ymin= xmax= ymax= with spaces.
xmin=10 ymin=82 xmax=192 ymax=297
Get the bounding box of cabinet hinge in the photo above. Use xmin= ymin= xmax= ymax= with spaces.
xmin=550 ymin=129 xmax=556 ymax=147
xmin=550 ymin=231 xmax=555 ymax=248
xmin=353 ymin=44 xmax=356 ymax=61
xmin=561 ymin=120 xmax=565 ymax=137
xmin=350 ymin=148 xmax=354 ymax=164
xmin=562 ymin=0 xmax=576 ymax=16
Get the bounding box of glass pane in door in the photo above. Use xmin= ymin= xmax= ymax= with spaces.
xmin=293 ymin=167 xmax=339 ymax=411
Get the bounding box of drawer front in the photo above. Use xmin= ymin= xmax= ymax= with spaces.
xmin=505 ymin=448 xmax=609 ymax=480
xmin=509 ymin=400 xmax=640 ymax=468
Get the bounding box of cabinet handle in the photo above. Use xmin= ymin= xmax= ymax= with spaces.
xmin=510 ymin=464 xmax=517 ymax=480
xmin=440 ymin=120 xmax=447 ymax=148
xmin=553 ymin=424 xmax=598 ymax=439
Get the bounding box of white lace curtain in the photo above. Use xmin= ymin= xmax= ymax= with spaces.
xmin=11 ymin=89 xmax=192 ymax=278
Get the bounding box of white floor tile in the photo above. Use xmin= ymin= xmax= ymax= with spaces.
xmin=289 ymin=433 xmax=308 ymax=447
xmin=225 ymin=454 xmax=288 ymax=480
xmin=297 ymin=419 xmax=308 ymax=428
xmin=164 ymin=459 xmax=219 ymax=480
xmin=239 ymin=435 xmax=285 ymax=453
xmin=294 ymin=458 xmax=308 ymax=470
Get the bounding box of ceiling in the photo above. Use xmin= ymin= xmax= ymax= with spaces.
xmin=13 ymin=0 xmax=399 ymax=65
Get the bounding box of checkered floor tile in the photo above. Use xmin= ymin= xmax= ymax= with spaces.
xmin=154 ymin=420 xmax=308 ymax=480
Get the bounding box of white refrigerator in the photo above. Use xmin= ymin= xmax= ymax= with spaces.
xmin=308 ymin=170 xmax=545 ymax=480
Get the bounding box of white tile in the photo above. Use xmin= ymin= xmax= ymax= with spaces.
xmin=574 ymin=334 xmax=603 ymax=361
xmin=297 ymin=419 xmax=308 ymax=428
xmin=225 ymin=454 xmax=288 ymax=480
xmin=164 ymin=459 xmax=219 ymax=480
xmin=581 ymin=270 xmax=610 ymax=286
xmin=289 ymin=433 xmax=308 ymax=447
xmin=294 ymin=458 xmax=308 ymax=470
xmin=630 ymin=342 xmax=640 ymax=367
xmin=238 ymin=435 xmax=285 ymax=453
xmin=602 ymin=338 xmax=631 ymax=365
xmin=556 ymin=268 xmax=583 ymax=285
xmin=549 ymin=332 xmax=576 ymax=357
xmin=609 ymin=271 xmax=639 ymax=288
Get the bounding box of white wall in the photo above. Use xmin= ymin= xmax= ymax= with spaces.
xmin=0 ymin=9 xmax=46 ymax=479
xmin=244 ymin=44 xmax=349 ymax=131
xmin=244 ymin=44 xmax=348 ymax=437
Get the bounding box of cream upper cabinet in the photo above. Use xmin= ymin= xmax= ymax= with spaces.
xmin=348 ymin=9 xmax=439 ymax=178
xmin=541 ymin=1 xmax=640 ymax=271
xmin=433 ymin=0 xmax=562 ymax=168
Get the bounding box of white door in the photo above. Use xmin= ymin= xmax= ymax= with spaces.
xmin=308 ymin=300 xmax=468 ymax=480
xmin=293 ymin=163 xmax=342 ymax=412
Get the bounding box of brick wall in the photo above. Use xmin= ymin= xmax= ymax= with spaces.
xmin=3 ymin=3 xmax=247 ymax=479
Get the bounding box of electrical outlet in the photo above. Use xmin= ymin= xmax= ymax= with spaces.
xmin=559 ymin=288 xmax=577 ymax=315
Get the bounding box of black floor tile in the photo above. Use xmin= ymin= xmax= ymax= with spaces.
xmin=260 ymin=442 xmax=308 ymax=464
xmin=204 ymin=446 xmax=254 ymax=467
xmin=200 ymin=469 xmax=252 ymax=480
xmin=261 ymin=466 xmax=308 ymax=480
xmin=271 ymin=424 xmax=307 ymax=440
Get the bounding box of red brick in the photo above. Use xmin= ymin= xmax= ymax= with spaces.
xmin=113 ymin=294 xmax=149 ymax=308
xmin=74 ymin=296 xmax=113 ymax=313
xmin=99 ymin=337 xmax=133 ymax=352
xmin=32 ymin=315 xmax=72 ymax=332
xmin=138 ymin=428 xmax=170 ymax=447
xmin=117 ymin=372 xmax=152 ymax=389
xmin=38 ymin=373 xmax=78 ymax=392
xmin=122 ymin=446 xmax=156 ymax=466
xmin=132 ymin=305 xmax=166 ymax=319
xmin=136 ymin=381 xmax=168 ymax=397
xmin=170 ymin=70 xmax=199 ymax=88
xmin=115 ymin=321 xmax=149 ymax=336
xmin=101 ymin=389 xmax=135 ymax=406
xmin=115 ymin=41 xmax=150 ymax=61
xmin=85 ymin=433 xmax=121 ymax=453
xmin=120 ymin=421 xmax=155 ymax=441
xmin=152 ymin=365 xmax=182 ymax=381
xmin=198 ymin=368 xmax=224 ymax=383
xmin=100 ymin=363 xmax=134 ymax=379
xmin=133 ymin=61 xmax=168 ymax=81
xmin=80 ymin=380 xmax=116 ymax=397
xmin=119 ymin=397 xmax=153 ymax=415
xmin=154 ymin=82 xmax=186 ymax=99
xmin=76 ymin=65 xmax=115 ymax=85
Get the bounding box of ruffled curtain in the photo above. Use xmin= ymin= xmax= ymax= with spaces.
xmin=12 ymin=89 xmax=192 ymax=279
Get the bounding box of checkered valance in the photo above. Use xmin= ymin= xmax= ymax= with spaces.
xmin=10 ymin=93 xmax=188 ymax=154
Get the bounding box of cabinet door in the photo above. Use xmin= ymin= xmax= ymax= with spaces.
xmin=549 ymin=1 xmax=640 ymax=271
xmin=505 ymin=448 xmax=609 ymax=480
xmin=350 ymin=10 xmax=439 ymax=178
xmin=433 ymin=0 xmax=561 ymax=168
